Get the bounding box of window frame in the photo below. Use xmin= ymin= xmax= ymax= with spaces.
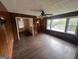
xmin=46 ymin=16 xmax=78 ymax=35
xmin=46 ymin=19 xmax=51 ymax=30
xmin=50 ymin=18 xmax=67 ymax=32
xmin=66 ymin=16 xmax=78 ymax=35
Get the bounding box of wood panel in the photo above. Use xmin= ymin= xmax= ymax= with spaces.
xmin=0 ymin=2 xmax=14 ymax=59
xmin=46 ymin=11 xmax=78 ymax=19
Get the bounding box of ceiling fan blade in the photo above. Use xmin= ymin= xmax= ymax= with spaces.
xmin=28 ymin=9 xmax=53 ymax=16
xmin=30 ymin=9 xmax=42 ymax=12
xmin=45 ymin=14 xmax=52 ymax=15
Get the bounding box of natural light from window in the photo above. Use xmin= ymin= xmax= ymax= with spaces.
xmin=67 ymin=17 xmax=78 ymax=34
xmin=18 ymin=18 xmax=24 ymax=28
xmin=51 ymin=18 xmax=66 ymax=32
xmin=46 ymin=16 xmax=78 ymax=35
xmin=47 ymin=19 xmax=51 ymax=30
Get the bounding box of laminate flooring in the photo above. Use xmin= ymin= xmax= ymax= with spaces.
xmin=12 ymin=33 xmax=77 ymax=59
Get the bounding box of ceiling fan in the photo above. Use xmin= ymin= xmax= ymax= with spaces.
xmin=30 ymin=9 xmax=53 ymax=16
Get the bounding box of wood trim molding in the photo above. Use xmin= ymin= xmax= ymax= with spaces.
xmin=46 ymin=11 xmax=78 ymax=19
xmin=9 ymin=12 xmax=36 ymax=18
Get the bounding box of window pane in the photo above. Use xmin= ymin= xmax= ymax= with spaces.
xmin=47 ymin=20 xmax=51 ymax=30
xmin=18 ymin=18 xmax=24 ymax=28
xmin=51 ymin=18 xmax=66 ymax=32
xmin=67 ymin=17 xmax=78 ymax=34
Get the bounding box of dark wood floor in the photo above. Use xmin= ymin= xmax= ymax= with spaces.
xmin=12 ymin=33 xmax=77 ymax=59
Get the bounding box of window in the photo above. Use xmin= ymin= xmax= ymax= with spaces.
xmin=46 ymin=16 xmax=78 ymax=35
xmin=18 ymin=18 xmax=24 ymax=28
xmin=47 ymin=19 xmax=51 ymax=30
xmin=51 ymin=18 xmax=66 ymax=32
xmin=66 ymin=17 xmax=78 ymax=34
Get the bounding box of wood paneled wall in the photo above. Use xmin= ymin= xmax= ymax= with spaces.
xmin=0 ymin=2 xmax=14 ymax=59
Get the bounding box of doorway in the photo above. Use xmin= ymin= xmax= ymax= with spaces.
xmin=15 ymin=17 xmax=34 ymax=40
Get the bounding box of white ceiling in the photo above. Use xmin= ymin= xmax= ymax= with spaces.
xmin=0 ymin=0 xmax=78 ymax=16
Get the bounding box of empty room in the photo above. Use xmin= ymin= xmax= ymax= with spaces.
xmin=0 ymin=0 xmax=78 ymax=59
